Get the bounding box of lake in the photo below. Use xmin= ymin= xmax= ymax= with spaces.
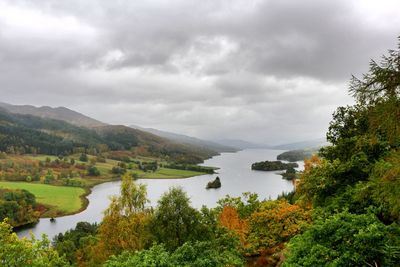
xmin=17 ymin=149 xmax=301 ymax=239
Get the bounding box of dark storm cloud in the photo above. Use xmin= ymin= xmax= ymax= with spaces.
xmin=0 ymin=0 xmax=399 ymax=143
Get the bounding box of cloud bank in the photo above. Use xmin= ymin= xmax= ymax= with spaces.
xmin=0 ymin=0 xmax=399 ymax=144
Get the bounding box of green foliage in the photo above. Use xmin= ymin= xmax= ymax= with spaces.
xmin=251 ymin=160 xmax=298 ymax=171
xmin=105 ymin=244 xmax=170 ymax=267
xmin=111 ymin=166 xmax=126 ymax=175
xmin=281 ymin=166 xmax=297 ymax=180
xmin=0 ymin=188 xmax=39 ymax=227
xmin=0 ymin=220 xmax=69 ymax=266
xmin=283 ymin=211 xmax=400 ymax=267
xmin=150 ymin=187 xmax=206 ymax=251
xmin=0 ymin=181 xmax=85 ymax=216
xmin=139 ymin=161 xmax=158 ymax=172
xmin=277 ymin=149 xmax=314 ymax=162
xmin=164 ymin=163 xmax=215 ymax=174
xmin=53 ymin=221 xmax=98 ymax=265
xmin=105 ymin=239 xmax=244 ymax=267
xmin=216 ymin=192 xmax=261 ymax=219
xmin=349 ymin=38 xmax=400 ymax=105
xmin=365 ymin=150 xmax=400 ymax=223
xmin=79 ymin=153 xmax=88 ymax=162
xmin=87 ymin=165 xmax=100 ymax=176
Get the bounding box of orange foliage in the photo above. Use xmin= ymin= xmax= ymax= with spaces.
xmin=218 ymin=206 xmax=248 ymax=245
xmin=247 ymin=200 xmax=311 ymax=255
xmin=303 ymin=154 xmax=321 ymax=172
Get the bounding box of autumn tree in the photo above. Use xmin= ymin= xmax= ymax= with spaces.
xmin=247 ymin=200 xmax=311 ymax=256
xmin=78 ymin=173 xmax=151 ymax=265
xmin=218 ymin=206 xmax=248 ymax=247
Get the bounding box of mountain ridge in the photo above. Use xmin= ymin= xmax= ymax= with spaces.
xmin=130 ymin=125 xmax=238 ymax=153
xmin=0 ymin=102 xmax=106 ymax=128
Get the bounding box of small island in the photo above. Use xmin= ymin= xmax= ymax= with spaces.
xmin=277 ymin=149 xmax=315 ymax=162
xmin=206 ymin=176 xmax=221 ymax=189
xmin=251 ymin=160 xmax=298 ymax=171
xmin=280 ymin=166 xmax=297 ymax=180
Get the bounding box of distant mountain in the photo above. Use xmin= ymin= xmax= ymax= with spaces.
xmin=214 ymin=139 xmax=268 ymax=150
xmin=0 ymin=102 xmax=106 ymax=128
xmin=271 ymin=138 xmax=329 ymax=150
xmin=130 ymin=125 xmax=238 ymax=153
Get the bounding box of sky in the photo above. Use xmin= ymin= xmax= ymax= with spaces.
xmin=0 ymin=0 xmax=399 ymax=145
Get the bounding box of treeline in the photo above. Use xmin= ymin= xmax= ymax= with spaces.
xmin=0 ymin=188 xmax=39 ymax=227
xmin=276 ymin=149 xmax=314 ymax=162
xmin=164 ymin=163 xmax=215 ymax=174
xmin=251 ymin=160 xmax=298 ymax=171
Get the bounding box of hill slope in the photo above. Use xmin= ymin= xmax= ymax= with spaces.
xmin=130 ymin=125 xmax=237 ymax=153
xmin=0 ymin=102 xmax=106 ymax=128
xmin=0 ymin=109 xmax=216 ymax=163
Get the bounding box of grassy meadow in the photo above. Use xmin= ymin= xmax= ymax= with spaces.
xmin=0 ymin=181 xmax=86 ymax=216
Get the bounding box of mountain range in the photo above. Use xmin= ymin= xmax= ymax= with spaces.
xmin=0 ymin=102 xmax=327 ymax=160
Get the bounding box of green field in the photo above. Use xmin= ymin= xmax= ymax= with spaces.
xmin=0 ymin=182 xmax=85 ymax=216
xmin=139 ymin=168 xmax=205 ymax=179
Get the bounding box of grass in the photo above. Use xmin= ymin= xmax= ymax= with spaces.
xmin=139 ymin=168 xmax=205 ymax=179
xmin=0 ymin=181 xmax=86 ymax=216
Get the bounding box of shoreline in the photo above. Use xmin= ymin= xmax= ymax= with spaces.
xmin=42 ymin=170 xmax=213 ymax=219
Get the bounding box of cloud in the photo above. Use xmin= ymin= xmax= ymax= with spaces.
xmin=0 ymin=0 xmax=399 ymax=144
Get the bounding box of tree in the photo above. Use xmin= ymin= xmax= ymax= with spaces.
xmin=150 ymin=187 xmax=204 ymax=251
xmin=283 ymin=211 xmax=400 ymax=267
xmin=0 ymin=220 xmax=69 ymax=266
xmin=350 ymin=37 xmax=400 ymax=105
xmin=83 ymin=173 xmax=151 ymax=264
xmin=0 ymin=189 xmax=39 ymax=227
xmin=53 ymin=221 xmax=98 ymax=265
xmin=247 ymin=200 xmax=311 ymax=256
xmin=218 ymin=206 xmax=248 ymax=247
xmin=86 ymin=165 xmax=100 ymax=176
xmin=79 ymin=153 xmax=88 ymax=162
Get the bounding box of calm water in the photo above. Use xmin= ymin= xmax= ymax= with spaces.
xmin=17 ymin=149 xmax=301 ymax=239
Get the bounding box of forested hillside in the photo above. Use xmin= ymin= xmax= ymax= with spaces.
xmin=0 ymin=109 xmax=216 ymax=163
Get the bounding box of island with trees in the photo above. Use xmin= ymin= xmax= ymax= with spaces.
xmin=251 ymin=160 xmax=298 ymax=171
xmin=276 ymin=149 xmax=315 ymax=162
xmin=206 ymin=176 xmax=221 ymax=189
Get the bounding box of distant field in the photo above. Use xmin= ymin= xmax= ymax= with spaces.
xmin=140 ymin=168 xmax=205 ymax=179
xmin=0 ymin=182 xmax=85 ymax=215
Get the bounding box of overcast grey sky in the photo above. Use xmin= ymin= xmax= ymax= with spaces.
xmin=0 ymin=0 xmax=399 ymax=144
